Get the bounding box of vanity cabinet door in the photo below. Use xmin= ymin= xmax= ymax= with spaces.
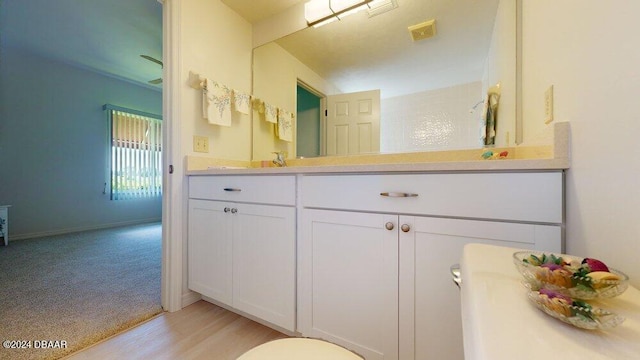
xmin=299 ymin=209 xmax=399 ymax=360
xmin=188 ymin=175 xmax=297 ymax=332
xmin=399 ymin=216 xmax=561 ymax=360
xmin=233 ymin=203 xmax=296 ymax=331
xmin=188 ymin=199 xmax=233 ymax=305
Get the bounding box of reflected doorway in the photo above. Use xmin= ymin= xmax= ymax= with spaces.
xmin=296 ymin=83 xmax=323 ymax=158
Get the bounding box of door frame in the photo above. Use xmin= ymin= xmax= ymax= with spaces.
xmin=160 ymin=0 xmax=183 ymax=313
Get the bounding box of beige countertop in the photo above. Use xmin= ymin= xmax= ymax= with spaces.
xmin=186 ymin=122 xmax=570 ymax=176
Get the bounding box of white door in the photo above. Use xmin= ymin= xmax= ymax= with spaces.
xmin=187 ymin=199 xmax=233 ymax=305
xmin=232 ymin=203 xmax=296 ymax=331
xmin=326 ymin=89 xmax=380 ymax=155
xmin=299 ymin=209 xmax=398 ymax=360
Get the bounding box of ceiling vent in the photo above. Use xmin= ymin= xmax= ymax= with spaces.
xmin=408 ymin=19 xmax=436 ymax=41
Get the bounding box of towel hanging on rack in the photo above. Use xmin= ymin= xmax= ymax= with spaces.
xmin=277 ymin=109 xmax=294 ymax=142
xmin=483 ymin=92 xmax=499 ymax=145
xmin=253 ymin=98 xmax=265 ymax=114
xmin=232 ymin=90 xmax=251 ymax=115
xmin=203 ymin=79 xmax=232 ymax=127
xmin=264 ymin=103 xmax=278 ymax=124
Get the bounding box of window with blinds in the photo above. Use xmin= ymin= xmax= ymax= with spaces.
xmin=104 ymin=105 xmax=162 ymax=200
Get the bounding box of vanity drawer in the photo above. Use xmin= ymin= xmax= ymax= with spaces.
xmin=300 ymin=172 xmax=563 ymax=223
xmin=189 ymin=175 xmax=295 ymax=206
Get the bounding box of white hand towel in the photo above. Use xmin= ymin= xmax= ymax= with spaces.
xmin=253 ymin=98 xmax=265 ymax=114
xmin=264 ymin=103 xmax=278 ymax=124
xmin=202 ymin=79 xmax=210 ymax=119
xmin=277 ymin=109 xmax=294 ymax=142
xmin=232 ymin=90 xmax=251 ymax=115
xmin=204 ymin=79 xmax=232 ymax=127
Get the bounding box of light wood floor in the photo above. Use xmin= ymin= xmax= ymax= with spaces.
xmin=65 ymin=300 xmax=289 ymax=360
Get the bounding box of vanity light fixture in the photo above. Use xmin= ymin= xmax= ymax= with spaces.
xmin=367 ymin=0 xmax=398 ymax=17
xmin=305 ymin=0 xmax=396 ymax=27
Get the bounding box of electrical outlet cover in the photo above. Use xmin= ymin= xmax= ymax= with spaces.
xmin=193 ymin=136 xmax=209 ymax=153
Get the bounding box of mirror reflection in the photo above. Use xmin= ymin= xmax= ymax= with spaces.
xmin=252 ymin=0 xmax=518 ymax=160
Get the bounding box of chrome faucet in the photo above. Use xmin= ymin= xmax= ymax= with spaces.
xmin=272 ymin=151 xmax=287 ymax=167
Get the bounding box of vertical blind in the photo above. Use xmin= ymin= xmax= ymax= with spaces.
xmin=106 ymin=105 xmax=162 ymax=200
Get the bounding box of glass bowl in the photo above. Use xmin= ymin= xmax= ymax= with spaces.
xmin=513 ymin=251 xmax=629 ymax=299
xmin=527 ymin=290 xmax=625 ymax=330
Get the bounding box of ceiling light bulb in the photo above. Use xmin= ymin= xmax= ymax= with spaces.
xmin=305 ymin=0 xmax=334 ymax=23
xmin=305 ymin=0 xmax=374 ymax=27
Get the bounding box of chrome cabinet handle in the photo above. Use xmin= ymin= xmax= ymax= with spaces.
xmin=385 ymin=222 xmax=395 ymax=231
xmin=231 ymin=208 xmax=238 ymax=214
xmin=223 ymin=188 xmax=242 ymax=192
xmin=400 ymin=224 xmax=411 ymax=233
xmin=450 ymin=264 xmax=462 ymax=289
xmin=224 ymin=207 xmax=231 ymax=213
xmin=380 ymin=192 xmax=418 ymax=197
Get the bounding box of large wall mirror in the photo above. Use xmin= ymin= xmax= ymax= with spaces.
xmin=251 ymin=0 xmax=521 ymax=160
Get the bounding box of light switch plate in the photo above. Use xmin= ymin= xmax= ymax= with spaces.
xmin=193 ymin=136 xmax=209 ymax=153
xmin=544 ymin=85 xmax=554 ymax=124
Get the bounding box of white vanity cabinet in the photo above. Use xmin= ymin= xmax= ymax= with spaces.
xmin=188 ymin=199 xmax=233 ymax=305
xmin=299 ymin=172 xmax=564 ymax=360
xmin=188 ymin=175 xmax=296 ymax=332
xmin=399 ymin=216 xmax=560 ymax=360
xmin=299 ymin=209 xmax=399 ymax=360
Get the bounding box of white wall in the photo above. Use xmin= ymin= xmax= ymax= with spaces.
xmin=380 ymin=0 xmax=515 ymax=154
xmin=522 ymin=0 xmax=640 ymax=287
xmin=173 ymin=0 xmax=253 ymax=302
xmin=179 ymin=0 xmax=253 ymax=162
xmin=0 ymin=48 xmax=162 ymax=238
xmin=252 ymin=3 xmax=306 ymax=48
xmin=381 ymin=82 xmax=483 ymax=153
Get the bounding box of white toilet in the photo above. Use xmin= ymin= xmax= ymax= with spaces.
xmin=237 ymin=338 xmax=363 ymax=360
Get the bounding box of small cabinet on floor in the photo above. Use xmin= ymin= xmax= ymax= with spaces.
xmin=188 ymin=175 xmax=296 ymax=332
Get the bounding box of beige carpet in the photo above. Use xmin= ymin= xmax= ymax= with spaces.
xmin=0 ymin=222 xmax=163 ymax=360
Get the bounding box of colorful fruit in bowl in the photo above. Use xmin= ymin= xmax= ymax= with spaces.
xmin=529 ymin=290 xmax=626 ymax=330
xmin=537 ymin=289 xmax=596 ymax=319
xmin=523 ymin=253 xmax=566 ymax=267
xmin=540 ymin=263 xmax=563 ymax=271
xmin=572 ymin=258 xmax=619 ymax=289
xmin=582 ymin=258 xmax=610 ymax=272
xmin=539 ymin=288 xmax=571 ymax=302
xmin=535 ymin=266 xmax=573 ymax=288
xmin=514 ymin=251 xmax=629 ymax=299
xmin=538 ymin=289 xmax=573 ymax=317
xmin=588 ymin=271 xmax=621 ymax=289
xmin=588 ymin=271 xmax=620 ymax=281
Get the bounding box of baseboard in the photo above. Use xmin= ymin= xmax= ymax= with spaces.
xmin=181 ymin=291 xmax=202 ymax=309
xmin=200 ymin=296 xmax=299 ymax=337
xmin=10 ymin=218 xmax=162 ymax=241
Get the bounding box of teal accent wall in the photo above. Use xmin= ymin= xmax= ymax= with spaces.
xmin=0 ymin=48 xmax=162 ymax=238
xmin=296 ymin=85 xmax=321 ymax=158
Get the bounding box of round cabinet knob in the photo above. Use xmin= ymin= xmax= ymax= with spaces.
xmin=401 ymin=224 xmax=411 ymax=233
xmin=385 ymin=222 xmax=395 ymax=231
xmin=231 ymin=208 xmax=238 ymax=214
xmin=224 ymin=207 xmax=231 ymax=213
